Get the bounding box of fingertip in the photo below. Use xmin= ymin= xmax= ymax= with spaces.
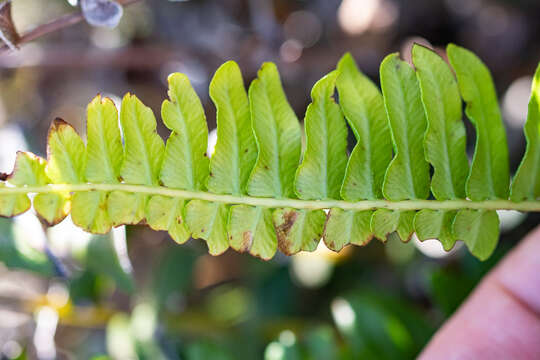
xmin=492 ymin=225 xmax=540 ymax=314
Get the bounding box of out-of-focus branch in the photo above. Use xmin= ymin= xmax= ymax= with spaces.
xmin=0 ymin=0 xmax=143 ymax=53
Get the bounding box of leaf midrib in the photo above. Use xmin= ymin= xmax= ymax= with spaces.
xmin=3 ymin=183 xmax=539 ymax=211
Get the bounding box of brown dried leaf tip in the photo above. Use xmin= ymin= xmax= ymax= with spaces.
xmin=276 ymin=210 xmax=297 ymax=255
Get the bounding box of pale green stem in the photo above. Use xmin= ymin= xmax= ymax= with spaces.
xmin=0 ymin=184 xmax=540 ymax=211
xmin=1 ymin=183 xmax=540 ymax=211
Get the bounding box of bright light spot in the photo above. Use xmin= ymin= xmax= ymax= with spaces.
xmin=33 ymin=306 xmax=58 ymax=360
xmin=131 ymin=303 xmax=156 ymax=341
xmin=291 ymin=242 xmax=336 ymax=289
xmin=497 ymin=210 xmax=526 ymax=232
xmin=371 ymin=0 xmax=399 ymax=32
xmin=2 ymin=341 xmax=22 ymax=359
xmin=279 ymin=330 xmax=296 ymax=346
xmin=503 ymin=76 xmax=533 ymax=128
xmin=0 ymin=125 xmax=28 ymax=172
xmin=47 ymin=283 xmax=69 ymax=309
xmin=91 ymin=28 xmax=127 ymax=49
xmin=207 ymin=128 xmax=217 ymax=157
xmin=0 ymin=97 xmax=5 ymax=128
xmin=283 ymin=11 xmax=322 ymax=48
xmin=331 ymin=298 xmax=356 ymax=333
xmin=106 ymin=315 xmax=136 ymax=359
xmin=67 ymin=0 xmax=78 ymax=6
xmin=0 ymin=310 xmax=30 ymax=329
xmin=161 ymin=61 xmax=208 ymax=87
xmin=413 ymin=234 xmax=462 ymax=259
xmin=280 ymin=39 xmax=303 ymax=63
xmin=265 ymin=342 xmax=285 ymax=360
xmin=13 ymin=212 xmax=47 ymax=256
xmin=47 ymin=216 xmax=92 ymax=256
xmin=338 ymin=0 xmax=379 ymax=35
xmin=112 ymin=226 xmax=133 ymax=274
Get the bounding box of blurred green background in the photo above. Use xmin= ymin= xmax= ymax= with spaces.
xmin=0 ymin=0 xmax=539 ymax=359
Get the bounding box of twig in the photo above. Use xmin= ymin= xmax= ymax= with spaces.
xmin=0 ymin=0 xmax=143 ymax=53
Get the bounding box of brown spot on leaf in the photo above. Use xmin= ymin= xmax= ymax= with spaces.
xmin=244 ymin=148 xmax=248 ymax=153
xmin=176 ymin=216 xmax=182 ymax=224
xmin=201 ymin=228 xmax=205 ymax=233
xmin=241 ymin=231 xmax=253 ymax=252
xmin=46 ymin=118 xmax=81 ymax=161
xmin=276 ymin=211 xmax=298 ymax=255
xmin=264 ymin=165 xmax=269 ymax=170
xmin=0 ymin=172 xmax=7 ymax=181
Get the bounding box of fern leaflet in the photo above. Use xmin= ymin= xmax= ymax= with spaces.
xmin=1 ymin=43 xmax=539 ymax=261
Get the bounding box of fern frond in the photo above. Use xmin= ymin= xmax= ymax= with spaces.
xmin=1 ymin=43 xmax=540 ymax=261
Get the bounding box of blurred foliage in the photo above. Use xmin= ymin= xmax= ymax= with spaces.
xmin=1 ymin=0 xmax=540 ymax=359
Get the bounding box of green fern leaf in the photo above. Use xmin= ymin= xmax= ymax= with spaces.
xmin=380 ymin=53 xmax=430 ymax=201
xmin=290 ymin=70 xmax=346 ymax=253
xmin=324 ymin=208 xmax=372 ymax=250
xmin=373 ymin=53 xmax=430 ymax=242
xmin=160 ymin=73 xmax=209 ymax=191
xmin=511 ymin=63 xmax=540 ymax=201
xmin=337 ymin=53 xmax=392 ymax=201
xmin=108 ymin=94 xmax=165 ymax=226
xmin=447 ymin=44 xmax=509 ymax=258
xmin=229 ymin=62 xmax=300 ymax=258
xmin=247 ymin=62 xmax=301 ymax=198
xmin=44 ymin=120 xmax=86 ymax=225
xmin=186 ymin=200 xmax=229 ymax=255
xmin=371 ymin=209 xmax=415 ymax=243
xmin=274 ymin=208 xmax=326 ymax=255
xmin=229 ymin=205 xmax=276 ymax=259
xmin=1 ymin=43 xmax=540 ymax=262
xmin=146 ymin=195 xmax=189 ymax=244
xmin=295 ymin=70 xmax=348 ymax=200
xmin=411 ymin=44 xmax=469 ymax=250
xmin=10 ymin=151 xmax=66 ymax=224
xmin=414 ymin=209 xmax=457 ymax=251
xmin=207 ymin=61 xmax=255 ymax=195
xmin=0 ymin=181 xmax=29 ymax=217
xmin=189 ymin=61 xmax=256 ymax=254
xmin=453 ymin=209 xmax=500 ymax=261
xmin=325 ymin=53 xmax=390 ymax=250
xmin=148 ymin=73 xmax=208 ymax=243
xmin=73 ymin=96 xmax=122 ymax=234
xmin=447 ymin=44 xmax=509 ymax=200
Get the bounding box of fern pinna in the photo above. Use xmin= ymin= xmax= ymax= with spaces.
xmin=1 ymin=43 xmax=539 ymax=261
